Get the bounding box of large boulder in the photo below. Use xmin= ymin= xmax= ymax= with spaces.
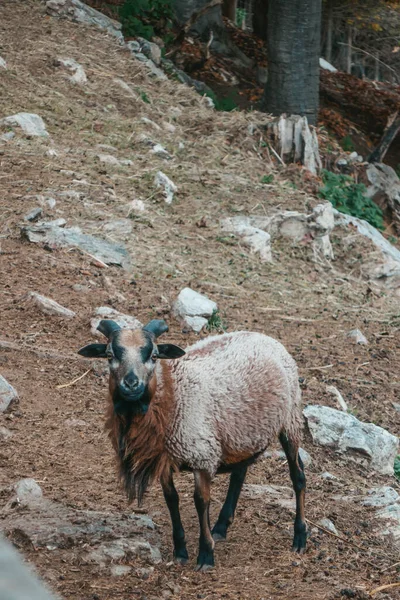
xmin=1 ymin=113 xmax=49 ymax=137
xmin=303 ymin=405 xmax=399 ymax=475
xmin=46 ymin=0 xmax=123 ymax=40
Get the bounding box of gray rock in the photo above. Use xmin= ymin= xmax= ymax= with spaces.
xmin=0 ymin=375 xmax=18 ymax=412
xmin=242 ymin=484 xmax=295 ymax=510
xmin=27 ymin=292 xmax=76 ymax=318
xmin=392 ymin=402 xmax=400 ymax=413
xmin=21 ymin=220 xmax=130 ymax=268
xmin=317 ymin=518 xmax=338 ymax=535
xmin=299 ymin=447 xmax=312 ymax=468
xmin=182 ymin=316 xmax=208 ymax=333
xmin=126 ymin=41 xmax=141 ymax=53
xmin=321 ymin=472 xmax=337 ymax=481
xmin=150 ymin=144 xmax=171 ymax=159
xmin=1 ymin=113 xmax=49 ymax=137
xmin=102 ymin=219 xmax=133 ymax=238
xmin=346 ymin=329 xmax=368 ymax=345
xmin=113 ymin=78 xmax=139 ymax=99
xmin=87 ymin=538 xmax=161 ymax=566
xmin=221 ymin=218 xmax=272 ymax=262
xmin=14 ymin=479 xmax=43 ymax=508
xmin=173 ymin=288 xmax=217 ymax=320
xmin=0 ymin=426 xmax=12 ymax=440
xmin=46 ymin=0 xmax=123 ymax=41
xmin=362 ymin=486 xmax=400 ymax=507
xmin=141 ymin=117 xmax=161 ymax=131
xmin=0 ymin=57 xmax=7 ymax=69
xmin=303 ymin=405 xmax=399 ymax=475
xmin=56 ymin=57 xmax=87 ymax=84
xmin=110 ymin=564 xmax=132 ymax=577
xmin=0 ymin=131 xmax=15 ymax=141
xmin=91 ymin=307 xmax=142 ymax=337
xmin=154 ymin=171 xmax=177 ymax=204
xmin=376 ymin=503 xmax=400 ymax=542
xmin=136 ymin=37 xmax=162 ymax=65
xmin=24 ymin=207 xmax=43 ymax=222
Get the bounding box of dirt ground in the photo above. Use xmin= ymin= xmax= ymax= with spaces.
xmin=1 ymin=2 xmax=400 ymax=599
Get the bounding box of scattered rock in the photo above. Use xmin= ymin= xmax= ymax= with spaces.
xmin=0 ymin=375 xmax=18 ymax=412
xmin=182 ymin=316 xmax=208 ymax=333
xmin=154 ymin=171 xmax=177 ymax=204
xmin=56 ymin=57 xmax=87 ymax=84
xmin=346 ymin=329 xmax=368 ymax=345
xmin=303 ymin=405 xmax=399 ymax=475
xmin=0 ymin=131 xmax=15 ymax=142
xmin=127 ymin=199 xmax=146 ymax=214
xmin=24 ymin=207 xmax=43 ymax=223
xmin=317 ymin=518 xmax=338 ymax=535
xmin=110 ymin=564 xmax=132 ymax=577
xmin=0 ymin=426 xmax=12 ymax=440
xmin=102 ymin=219 xmax=133 ymax=238
xmin=46 ymin=148 xmax=58 ymax=157
xmin=366 ymin=163 xmax=400 ymax=229
xmin=321 ymin=472 xmax=338 ymax=481
xmin=349 ymin=151 xmax=363 ymax=163
xmin=392 ymin=402 xmax=400 ymax=413
xmin=136 ymin=37 xmax=162 ymax=65
xmin=0 ymin=57 xmax=7 ymax=69
xmin=163 ymin=122 xmax=176 ymax=133
xmin=37 ymin=195 xmax=57 ymax=209
xmin=299 ymin=447 xmax=312 ymax=468
xmin=46 ymin=0 xmax=123 ymax=40
xmin=97 ymin=153 xmax=132 ymax=167
xmin=22 ymin=219 xmax=130 ymax=268
xmin=362 ymin=487 xmax=399 ymax=507
xmin=91 ymin=307 xmax=142 ymax=337
xmin=151 ymin=144 xmax=171 ymax=159
xmin=27 ymin=292 xmax=76 ymax=318
xmin=375 ymin=503 xmax=400 ymax=542
xmin=326 ymin=385 xmax=348 ymax=412
xmin=242 ymin=484 xmax=295 ymax=510
xmin=86 ymin=538 xmax=161 ymax=566
xmin=173 ymin=288 xmax=217 ymax=322
xmin=141 ymin=117 xmax=161 ymax=131
xmin=221 ymin=218 xmax=272 ymax=262
xmin=1 ymin=113 xmax=49 ymax=137
xmin=113 ymin=78 xmax=139 ymax=99
xmin=14 ymin=479 xmax=43 ymax=509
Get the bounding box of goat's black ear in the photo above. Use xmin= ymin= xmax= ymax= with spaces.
xmin=97 ymin=319 xmax=121 ymax=338
xmin=143 ymin=319 xmax=169 ymax=339
xmin=157 ymin=344 xmax=185 ymax=359
xmin=78 ymin=343 xmax=108 ymax=358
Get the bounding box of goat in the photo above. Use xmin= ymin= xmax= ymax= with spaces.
xmin=78 ymin=319 xmax=306 ymax=570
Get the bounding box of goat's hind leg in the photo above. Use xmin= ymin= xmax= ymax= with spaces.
xmin=212 ymin=465 xmax=247 ymax=542
xmin=279 ymin=432 xmax=307 ymax=553
xmin=194 ymin=470 xmax=215 ymax=571
xmin=162 ymin=473 xmax=189 ymax=564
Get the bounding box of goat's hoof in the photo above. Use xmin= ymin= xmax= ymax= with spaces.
xmin=174 ymin=549 xmax=189 ymax=565
xmin=195 ymin=563 xmax=214 ymax=572
xmin=212 ymin=531 xmax=226 ymax=543
xmin=292 ymin=526 xmax=307 ymax=553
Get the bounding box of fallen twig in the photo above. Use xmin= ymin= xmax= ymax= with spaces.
xmin=56 ymin=369 xmax=91 ymax=389
xmin=370 ymin=582 xmax=400 ymax=596
xmin=307 ymin=364 xmax=334 ymax=371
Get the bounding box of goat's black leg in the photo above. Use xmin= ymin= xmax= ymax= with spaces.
xmin=279 ymin=432 xmax=307 ymax=553
xmin=212 ymin=464 xmax=247 ymax=542
xmin=161 ymin=474 xmax=188 ymax=564
xmin=193 ymin=470 xmax=215 ymax=571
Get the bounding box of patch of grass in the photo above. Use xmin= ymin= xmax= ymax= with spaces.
xmin=236 ymin=7 xmax=247 ymax=26
xmin=207 ymin=309 xmax=226 ymax=332
xmin=340 ymin=135 xmax=355 ymax=152
xmin=216 ymin=235 xmax=238 ymax=246
xmin=119 ymin=0 xmax=173 ymax=40
xmin=260 ymin=174 xmax=274 ymax=184
xmin=137 ymin=89 xmax=151 ymax=104
xmin=395 ymin=456 xmax=400 ymax=480
xmin=319 ymin=169 xmax=384 ymax=230
xmin=204 ymin=90 xmax=238 ymax=112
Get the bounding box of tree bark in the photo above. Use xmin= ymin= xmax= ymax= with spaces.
xmin=325 ymin=1 xmax=333 ymax=63
xmin=252 ymin=0 xmax=268 ymax=41
xmin=262 ymin=0 xmax=322 ymax=126
xmin=368 ymin=113 xmax=400 ymax=164
xmin=222 ymin=0 xmax=236 ymax=21
xmin=346 ymin=26 xmax=352 ymax=74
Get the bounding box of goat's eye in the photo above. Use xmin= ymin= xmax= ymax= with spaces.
xmin=106 ymin=350 xmax=114 ymax=361
xmin=151 ymin=353 xmax=158 ymax=362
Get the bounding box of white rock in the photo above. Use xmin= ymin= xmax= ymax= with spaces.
xmin=317 ymin=518 xmax=338 ymax=535
xmin=113 ymin=78 xmax=139 ymax=99
xmin=110 ymin=565 xmax=132 ymax=577
xmin=1 ymin=113 xmax=49 ymax=137
xmin=136 ymin=37 xmax=162 ymax=66
xmin=346 ymin=329 xmax=368 ymax=345
xmin=299 ymin=447 xmax=312 ymax=468
xmin=46 ymin=0 xmax=123 ymax=41
xmin=376 ymin=504 xmax=400 ymax=541
xmin=154 ymin=171 xmax=177 ymax=204
xmin=37 ymin=195 xmax=57 ymax=209
xmin=173 ymin=288 xmax=217 ymax=319
xmin=182 ymin=316 xmax=208 ymax=333
xmin=163 ymin=122 xmax=176 ymax=133
xmin=321 ymin=472 xmax=337 ymax=481
xmin=362 ymin=487 xmax=400 ymax=507
xmin=46 ymin=148 xmax=58 ymax=158
xmin=97 ymin=153 xmax=121 ymax=166
xmin=87 ymin=538 xmax=161 ymax=566
xmin=0 ymin=131 xmax=15 ymax=141
xmin=303 ymin=405 xmax=399 ymax=475
xmin=242 ymin=484 xmax=295 ymax=510
xmin=141 ymin=117 xmax=161 ymax=131
xmin=15 ymin=478 xmax=43 ymax=507
xmin=0 ymin=426 xmax=13 ymax=440
xmin=0 ymin=57 xmax=7 ymax=69
xmin=91 ymin=307 xmax=142 ymax=337
xmin=57 ymin=57 xmax=87 ymax=84
xmin=0 ymin=376 xmax=18 ymax=412
xmin=319 ymin=57 xmax=337 ymax=72
xmin=28 ymin=292 xmax=76 ymax=318
xmin=151 ymin=144 xmax=171 ymax=159
xmin=221 ymin=217 xmax=272 ymax=262
xmin=127 ymin=199 xmax=146 ymax=214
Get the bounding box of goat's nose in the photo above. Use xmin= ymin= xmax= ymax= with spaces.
xmin=123 ymin=373 xmax=139 ymax=390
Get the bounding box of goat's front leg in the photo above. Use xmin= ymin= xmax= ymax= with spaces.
xmin=193 ymin=470 xmax=215 ymax=571
xmin=161 ymin=473 xmax=189 ymax=564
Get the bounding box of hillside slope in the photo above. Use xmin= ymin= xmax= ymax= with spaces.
xmin=1 ymin=2 xmax=400 ymax=599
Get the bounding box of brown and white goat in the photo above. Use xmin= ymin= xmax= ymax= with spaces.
xmin=78 ymin=319 xmax=306 ymax=570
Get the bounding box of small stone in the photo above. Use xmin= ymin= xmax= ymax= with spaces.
xmin=154 ymin=171 xmax=177 ymax=204
xmin=14 ymin=478 xmax=43 ymax=507
xmin=1 ymin=113 xmax=49 ymax=137
xmin=0 ymin=57 xmax=7 ymax=69
xmin=0 ymin=426 xmax=13 ymax=440
xmin=27 ymin=292 xmax=76 ymax=318
xmin=182 ymin=316 xmax=208 ymax=333
xmin=392 ymin=402 xmax=400 ymax=413
xmin=321 ymin=472 xmax=337 ymax=481
xmin=56 ymin=57 xmax=87 ymax=84
xmin=0 ymin=375 xmax=18 ymax=412
xmin=362 ymin=486 xmax=400 ymax=507
xmin=136 ymin=566 xmax=154 ymax=579
xmin=126 ymin=40 xmax=141 ymax=53
xmin=173 ymin=288 xmax=217 ymax=319
xmin=97 ymin=153 xmax=120 ymax=166
xmin=0 ymin=131 xmax=15 ymax=142
xmin=163 ymin=122 xmax=176 ymax=133
xmin=24 ymin=208 xmax=43 ymax=222
xmin=46 ymin=149 xmax=58 ymax=158
xmin=127 ymin=199 xmax=146 ymax=214
xmin=299 ymin=448 xmax=312 ymax=468
xmin=346 ymin=329 xmax=368 ymax=345
xmin=221 ymin=217 xmax=272 ymax=262
xmin=151 ymin=144 xmax=171 ymax=159
xmin=110 ymin=565 xmax=132 ymax=577
xmin=137 ymin=37 xmax=162 ymax=65
xmin=91 ymin=307 xmax=142 ymax=337
xmin=141 ymin=117 xmax=161 ymax=131
xmin=317 ymin=518 xmax=338 ymax=536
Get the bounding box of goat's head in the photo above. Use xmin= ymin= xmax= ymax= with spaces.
xmin=78 ymin=319 xmax=185 ymax=415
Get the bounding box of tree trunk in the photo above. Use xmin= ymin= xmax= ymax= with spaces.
xmin=173 ymin=0 xmax=224 ymax=40
xmin=325 ymin=1 xmax=333 ymax=63
xmin=368 ymin=113 xmax=400 ymax=164
xmin=262 ymin=0 xmax=322 ymax=126
xmin=346 ymin=26 xmax=352 ymax=74
xmin=252 ymin=0 xmax=268 ymax=40
xmin=222 ymin=0 xmax=236 ymax=21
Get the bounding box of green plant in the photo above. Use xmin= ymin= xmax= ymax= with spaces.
xmin=340 ymin=135 xmax=355 ymax=152
xmin=205 ymin=90 xmax=238 ymax=112
xmin=207 ymin=310 xmax=226 ymax=332
xmin=119 ymin=0 xmax=173 ymax=40
xmin=319 ymin=169 xmax=384 ymax=230
xmin=236 ymin=7 xmax=247 ymax=27
xmin=395 ymin=456 xmax=400 ymax=481
xmin=260 ymin=174 xmax=274 ymax=184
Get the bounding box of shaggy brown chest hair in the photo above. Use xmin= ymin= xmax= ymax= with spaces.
xmin=105 ymin=362 xmax=176 ymax=504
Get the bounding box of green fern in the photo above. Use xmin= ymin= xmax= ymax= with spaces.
xmin=119 ymin=0 xmax=173 ymax=40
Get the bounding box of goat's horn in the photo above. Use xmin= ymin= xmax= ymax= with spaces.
xmin=97 ymin=319 xmax=121 ymax=338
xmin=143 ymin=319 xmax=169 ymax=338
